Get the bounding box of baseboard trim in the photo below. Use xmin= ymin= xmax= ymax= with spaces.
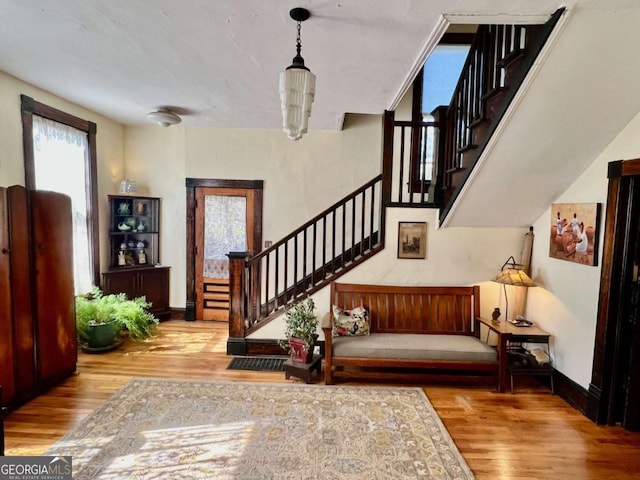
xmin=552 ymin=368 xmax=589 ymax=414
xmin=226 ymin=338 xmax=326 ymax=357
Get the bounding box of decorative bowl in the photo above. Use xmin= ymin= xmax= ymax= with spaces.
xmin=117 ymin=222 xmax=131 ymax=231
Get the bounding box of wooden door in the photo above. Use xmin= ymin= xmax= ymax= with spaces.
xmin=30 ymin=190 xmax=77 ymax=387
xmin=195 ymin=188 xmax=257 ymax=321
xmin=589 ymin=159 xmax=640 ymax=431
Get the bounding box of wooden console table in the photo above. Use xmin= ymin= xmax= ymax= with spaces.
xmin=477 ymin=317 xmax=552 ymax=393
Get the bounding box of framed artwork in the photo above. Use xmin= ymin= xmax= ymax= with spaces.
xmin=549 ymin=202 xmax=601 ymax=266
xmin=397 ymin=222 xmax=427 ymax=259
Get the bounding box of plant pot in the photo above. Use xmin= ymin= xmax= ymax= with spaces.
xmin=289 ymin=336 xmax=315 ymax=363
xmin=87 ymin=320 xmax=118 ymax=349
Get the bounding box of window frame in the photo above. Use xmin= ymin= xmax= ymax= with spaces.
xmin=409 ymin=32 xmax=475 ymax=194
xmin=20 ymin=94 xmax=100 ymax=288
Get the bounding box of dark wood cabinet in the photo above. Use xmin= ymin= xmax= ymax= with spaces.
xmin=0 ymin=186 xmax=76 ymax=411
xmin=102 ymin=194 xmax=170 ymax=319
xmin=102 ymin=266 xmax=171 ymax=319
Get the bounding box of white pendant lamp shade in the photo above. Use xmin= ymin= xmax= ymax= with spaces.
xmin=146 ymin=109 xmax=181 ymax=127
xmin=280 ymin=67 xmax=315 ymax=141
xmin=280 ymin=8 xmax=314 ymax=141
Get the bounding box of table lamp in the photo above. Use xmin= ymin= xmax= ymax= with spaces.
xmin=491 ymin=255 xmax=537 ymax=322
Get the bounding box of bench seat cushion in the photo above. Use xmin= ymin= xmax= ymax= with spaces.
xmin=332 ymin=333 xmax=497 ymax=363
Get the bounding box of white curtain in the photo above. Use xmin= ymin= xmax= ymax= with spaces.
xmin=203 ymin=195 xmax=247 ymax=279
xmin=32 ymin=115 xmax=91 ymax=295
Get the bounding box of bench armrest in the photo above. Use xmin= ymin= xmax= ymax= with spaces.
xmin=321 ymin=312 xmax=332 ymax=331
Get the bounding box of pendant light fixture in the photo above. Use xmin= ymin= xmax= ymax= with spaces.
xmin=279 ymin=7 xmax=315 ymax=141
xmin=146 ymin=108 xmax=182 ymax=127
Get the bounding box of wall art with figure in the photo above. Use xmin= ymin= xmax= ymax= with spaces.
xmin=549 ymin=202 xmax=600 ymax=266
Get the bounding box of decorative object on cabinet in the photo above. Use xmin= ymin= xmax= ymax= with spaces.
xmin=0 ymin=185 xmax=77 ymax=412
xmin=104 ymin=195 xmax=170 ymax=320
xmin=549 ymin=202 xmax=601 ymax=266
xmin=119 ymin=179 xmax=138 ymax=194
xmin=76 ymin=286 xmax=159 ymax=351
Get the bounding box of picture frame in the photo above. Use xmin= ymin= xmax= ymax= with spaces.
xmin=549 ymin=202 xmax=601 ymax=266
xmin=397 ymin=222 xmax=427 ymax=259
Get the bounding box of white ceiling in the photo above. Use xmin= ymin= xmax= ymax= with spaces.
xmin=0 ymin=0 xmax=574 ymax=130
xmin=1 ymin=0 xmax=638 ymax=227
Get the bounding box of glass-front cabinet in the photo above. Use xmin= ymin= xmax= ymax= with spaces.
xmin=108 ymin=195 xmax=160 ymax=268
xmin=103 ymin=195 xmax=170 ymax=319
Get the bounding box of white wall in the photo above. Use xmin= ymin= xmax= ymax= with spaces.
xmin=124 ymin=114 xmax=383 ymax=307
xmin=0 ymin=70 xmax=125 ymax=272
xmin=528 ymin=110 xmax=640 ymax=389
xmin=250 ymin=207 xmax=527 ymax=339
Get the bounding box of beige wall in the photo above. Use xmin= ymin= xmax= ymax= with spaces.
xmin=528 ymin=110 xmax=640 ymax=389
xmin=4 ymin=67 xmax=635 ymax=392
xmin=124 ymin=114 xmax=383 ymax=307
xmin=251 ymin=207 xmax=526 ymax=339
xmin=0 ymin=70 xmax=125 ymax=271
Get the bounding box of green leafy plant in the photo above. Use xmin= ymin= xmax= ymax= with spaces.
xmin=75 ymin=286 xmax=159 ymax=345
xmin=278 ymin=297 xmax=318 ymax=353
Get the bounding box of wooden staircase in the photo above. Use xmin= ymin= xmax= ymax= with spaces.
xmin=226 ymin=9 xmax=565 ymax=354
xmin=227 ymin=176 xmax=384 ymax=354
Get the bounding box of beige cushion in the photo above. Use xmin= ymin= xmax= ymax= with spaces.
xmin=332 ymin=333 xmax=497 ymax=363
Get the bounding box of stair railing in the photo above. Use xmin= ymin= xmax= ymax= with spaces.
xmin=229 ymin=175 xmax=384 ymax=338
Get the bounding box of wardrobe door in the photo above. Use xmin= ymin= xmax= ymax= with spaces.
xmin=0 ymin=186 xmax=35 ymax=408
xmin=0 ymin=187 xmax=14 ymax=406
xmin=30 ymin=190 xmax=77 ymax=386
xmin=8 ymin=186 xmax=36 ymax=405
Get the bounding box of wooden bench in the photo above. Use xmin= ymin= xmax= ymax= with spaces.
xmin=321 ymin=282 xmax=499 ymax=387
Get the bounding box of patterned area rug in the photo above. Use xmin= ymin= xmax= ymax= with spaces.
xmin=46 ymin=378 xmax=474 ymax=479
xmin=227 ymin=356 xmax=286 ymax=371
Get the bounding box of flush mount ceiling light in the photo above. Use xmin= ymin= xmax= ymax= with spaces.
xmin=146 ymin=108 xmax=182 ymax=127
xmin=279 ymin=7 xmax=315 ymax=141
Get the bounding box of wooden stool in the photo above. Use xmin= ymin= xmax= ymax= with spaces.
xmin=284 ymin=355 xmax=322 ymax=384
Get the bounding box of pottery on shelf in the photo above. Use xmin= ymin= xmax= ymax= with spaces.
xmin=117 ymin=222 xmax=132 ymax=231
xmin=117 ymin=202 xmax=130 ymax=215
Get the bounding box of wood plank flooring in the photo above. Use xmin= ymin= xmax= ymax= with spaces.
xmin=4 ymin=320 xmax=640 ymax=479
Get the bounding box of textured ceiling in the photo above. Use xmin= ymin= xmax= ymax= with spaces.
xmin=0 ymin=0 xmax=573 ymax=130
xmin=2 ymin=1 xmax=638 ymax=227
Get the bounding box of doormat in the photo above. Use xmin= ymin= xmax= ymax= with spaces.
xmin=227 ymin=356 xmax=286 ymax=371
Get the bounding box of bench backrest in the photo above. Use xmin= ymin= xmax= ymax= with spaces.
xmin=330 ymin=283 xmax=480 ymax=335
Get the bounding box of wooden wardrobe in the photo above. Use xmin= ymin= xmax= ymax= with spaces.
xmin=0 ymin=185 xmax=77 ymax=411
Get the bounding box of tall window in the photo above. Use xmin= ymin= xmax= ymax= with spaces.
xmin=21 ymin=95 xmax=99 ymax=294
xmin=410 ymin=34 xmax=473 ymax=190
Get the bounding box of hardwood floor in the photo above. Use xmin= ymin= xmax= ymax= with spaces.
xmin=4 ymin=320 xmax=640 ymax=479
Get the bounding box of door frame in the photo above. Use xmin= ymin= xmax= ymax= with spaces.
xmin=185 ymin=178 xmax=263 ymax=320
xmin=588 ymin=158 xmax=640 ymax=428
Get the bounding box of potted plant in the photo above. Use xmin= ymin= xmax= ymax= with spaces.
xmin=279 ymin=297 xmax=319 ymax=363
xmin=75 ymin=286 xmax=159 ymax=352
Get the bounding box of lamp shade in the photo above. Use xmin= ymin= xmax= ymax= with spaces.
xmin=492 ymin=267 xmax=537 ymax=287
xmin=279 ymin=67 xmax=316 ymax=141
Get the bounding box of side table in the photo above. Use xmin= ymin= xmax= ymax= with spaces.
xmin=284 ymin=355 xmax=322 ymax=384
xmin=477 ymin=317 xmax=554 ymax=393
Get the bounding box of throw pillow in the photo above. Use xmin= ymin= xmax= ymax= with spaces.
xmin=332 ymin=305 xmax=370 ymax=337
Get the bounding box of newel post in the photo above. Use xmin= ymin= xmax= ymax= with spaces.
xmin=227 ymin=252 xmax=250 ymax=354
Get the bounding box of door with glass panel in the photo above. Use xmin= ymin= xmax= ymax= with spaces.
xmin=195 ymin=188 xmax=257 ymax=321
